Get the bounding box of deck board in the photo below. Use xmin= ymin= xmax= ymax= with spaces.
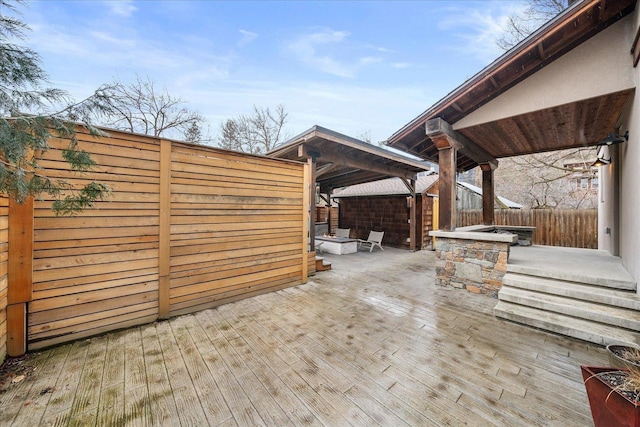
xmin=0 ymin=248 xmax=609 ymax=426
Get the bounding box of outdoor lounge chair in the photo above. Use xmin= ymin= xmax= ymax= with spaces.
xmin=335 ymin=228 xmax=350 ymax=238
xmin=358 ymin=231 xmax=384 ymax=252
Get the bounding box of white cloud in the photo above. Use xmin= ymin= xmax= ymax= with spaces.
xmin=359 ymin=56 xmax=383 ymax=66
xmin=392 ymin=62 xmax=411 ymax=69
xmin=437 ymin=2 xmax=524 ymax=63
xmin=238 ymin=29 xmax=258 ymax=47
xmin=89 ymin=31 xmax=135 ymax=48
xmin=286 ymin=28 xmax=355 ymax=77
xmin=104 ymin=0 xmax=137 ymax=17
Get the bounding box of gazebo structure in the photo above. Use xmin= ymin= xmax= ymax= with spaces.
xmin=268 ymin=126 xmax=431 ymax=251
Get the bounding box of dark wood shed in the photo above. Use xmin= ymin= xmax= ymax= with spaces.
xmin=333 ymin=173 xmax=521 ymax=250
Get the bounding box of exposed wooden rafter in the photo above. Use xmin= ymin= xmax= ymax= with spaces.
xmin=425 ymin=118 xmax=498 ymax=169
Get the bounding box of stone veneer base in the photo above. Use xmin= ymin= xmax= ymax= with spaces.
xmin=429 ymin=229 xmax=517 ymax=297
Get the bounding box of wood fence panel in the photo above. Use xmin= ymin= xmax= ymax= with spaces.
xmin=29 ymin=129 xmax=162 ymax=350
xmin=0 ymin=196 xmax=8 ymax=364
xmin=168 ymin=143 xmax=305 ymax=317
xmin=457 ymin=209 xmax=598 ymax=248
xmin=23 ymin=130 xmax=306 ymax=351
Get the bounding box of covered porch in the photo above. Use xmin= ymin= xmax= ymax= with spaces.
xmin=386 ymin=0 xmax=639 ymax=346
xmin=1 ymin=249 xmax=608 ymax=426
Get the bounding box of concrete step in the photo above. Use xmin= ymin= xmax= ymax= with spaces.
xmin=498 ymin=286 xmax=640 ymax=331
xmin=494 ymin=300 xmax=640 ymax=347
xmin=507 ymin=262 xmax=636 ymax=291
xmin=503 ymin=272 xmax=640 ymax=310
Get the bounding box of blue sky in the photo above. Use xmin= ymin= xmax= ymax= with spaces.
xmin=19 ymin=0 xmax=527 ymax=144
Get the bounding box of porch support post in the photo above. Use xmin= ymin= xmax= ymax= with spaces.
xmin=437 ymin=146 xmax=459 ymax=231
xmin=480 ymin=162 xmax=497 ymax=225
xmin=8 ymin=197 xmax=34 ymax=356
xmin=307 ymin=155 xmax=318 ymax=251
xmin=409 ymin=178 xmax=417 ymax=251
xmin=426 ymin=118 xmax=498 ymax=232
xmin=401 ymin=177 xmax=417 ymax=251
xmin=325 ymin=188 xmax=333 ymax=233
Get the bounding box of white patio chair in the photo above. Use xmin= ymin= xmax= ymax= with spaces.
xmin=314 ymin=241 xmax=324 ymax=254
xmin=358 ymin=231 xmax=384 ymax=252
xmin=335 ymin=228 xmax=350 ymax=238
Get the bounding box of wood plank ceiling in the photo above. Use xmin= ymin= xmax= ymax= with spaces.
xmin=387 ymin=0 xmax=636 ymax=171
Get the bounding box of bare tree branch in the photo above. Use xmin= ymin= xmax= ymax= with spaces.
xmin=98 ymin=75 xmax=205 ymax=141
xmin=497 ymin=0 xmax=568 ymax=51
xmin=217 ymin=104 xmax=289 ymax=154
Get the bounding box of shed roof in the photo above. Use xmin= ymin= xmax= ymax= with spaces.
xmin=268 ymin=125 xmax=431 ymax=192
xmin=332 ymin=174 xmax=523 ymax=209
xmin=332 ymin=173 xmax=439 ymax=198
xmin=387 ymin=0 xmax=637 ymax=171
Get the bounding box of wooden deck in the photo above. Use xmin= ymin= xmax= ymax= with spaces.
xmin=0 ymin=248 xmax=607 ymax=426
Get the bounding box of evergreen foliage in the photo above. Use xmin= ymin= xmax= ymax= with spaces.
xmin=0 ymin=0 xmax=110 ymax=215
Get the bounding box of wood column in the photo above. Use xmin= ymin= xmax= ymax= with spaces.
xmin=7 ymin=197 xmax=34 ymax=356
xmin=425 ymin=118 xmax=498 ymax=232
xmin=401 ymin=178 xmax=417 ymax=251
xmin=326 ymin=203 xmax=331 ymax=232
xmin=410 ymin=178 xmax=417 ymax=251
xmin=302 ymin=163 xmax=310 ymax=281
xmin=308 ymin=156 xmax=317 ymax=252
xmin=437 ymin=146 xmax=459 ymax=231
xmin=158 ymin=139 xmax=171 ymax=319
xmin=480 ymin=163 xmax=497 ymax=225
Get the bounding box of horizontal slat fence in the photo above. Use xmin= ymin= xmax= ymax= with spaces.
xmin=0 ymin=196 xmax=7 ymax=364
xmin=25 ymin=128 xmax=306 ymax=350
xmin=168 ymin=143 xmax=305 ymax=317
xmin=457 ymin=209 xmax=598 ymax=248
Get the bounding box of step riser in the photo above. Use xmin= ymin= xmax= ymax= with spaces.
xmin=494 ymin=304 xmax=638 ymax=347
xmin=507 ymin=264 xmax=636 ymax=291
xmin=498 ymin=290 xmax=640 ymax=331
xmin=503 ymin=274 xmax=640 ymax=310
xmin=496 ymin=269 xmax=639 ymax=347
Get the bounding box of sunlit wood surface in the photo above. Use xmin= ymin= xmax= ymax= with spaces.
xmin=0 ymin=248 xmax=607 ymax=426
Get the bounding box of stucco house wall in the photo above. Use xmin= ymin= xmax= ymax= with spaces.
xmin=613 ymin=5 xmax=640 ymax=289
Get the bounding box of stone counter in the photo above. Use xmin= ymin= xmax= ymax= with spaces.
xmin=429 ymin=229 xmax=517 ymax=297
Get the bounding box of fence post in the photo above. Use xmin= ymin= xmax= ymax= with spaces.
xmin=302 ymin=162 xmax=310 ymax=282
xmin=7 ymin=197 xmax=33 ymax=356
xmin=158 ymin=139 xmax=171 ymax=319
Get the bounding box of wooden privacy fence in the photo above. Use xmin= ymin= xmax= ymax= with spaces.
xmin=2 ymin=127 xmax=309 ymax=356
xmin=457 ymin=209 xmax=598 ymax=248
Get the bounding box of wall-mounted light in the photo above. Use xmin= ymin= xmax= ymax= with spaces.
xmin=596 ymin=130 xmax=629 ymax=146
xmin=591 ymin=145 xmax=611 ymax=167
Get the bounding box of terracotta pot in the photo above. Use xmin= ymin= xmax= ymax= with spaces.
xmin=581 ymin=366 xmax=640 ymax=427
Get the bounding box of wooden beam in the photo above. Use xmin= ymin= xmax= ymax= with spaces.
xmin=537 ymin=42 xmax=546 ymax=60
xmin=158 ymin=139 xmax=171 ymax=319
xmin=489 ymin=76 xmax=499 ymax=90
xmin=316 ymin=163 xmax=340 ymax=178
xmin=298 ymin=143 xmax=419 ymax=180
xmin=426 ymin=118 xmax=498 ymax=168
xmin=480 ymin=163 xmax=496 ymax=226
